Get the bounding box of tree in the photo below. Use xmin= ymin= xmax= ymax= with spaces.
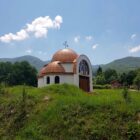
xmin=133 ymin=72 xmax=140 ymax=90
xmin=119 ymin=71 xmax=137 ymax=87
xmin=126 ymin=71 xmax=137 ymax=86
xmin=119 ymin=73 xmax=127 ymax=86
xmin=0 ymin=62 xmax=13 ymax=84
xmin=0 ymin=61 xmax=37 ymax=86
xmin=95 ymin=74 xmax=106 ymax=85
xmin=96 ymin=66 xmax=102 ymax=75
xmin=104 ymin=69 xmax=118 ymax=84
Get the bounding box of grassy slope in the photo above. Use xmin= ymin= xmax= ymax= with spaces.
xmin=0 ymin=84 xmax=140 ymax=140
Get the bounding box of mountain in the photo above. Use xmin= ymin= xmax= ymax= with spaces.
xmin=0 ymin=55 xmax=49 ymax=71
xmin=100 ymin=56 xmax=140 ymax=73
xmin=0 ymin=55 xmax=140 ymax=73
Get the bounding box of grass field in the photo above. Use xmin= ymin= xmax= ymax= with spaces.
xmin=0 ymin=84 xmax=140 ymax=140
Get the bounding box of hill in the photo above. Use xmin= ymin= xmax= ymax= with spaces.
xmin=94 ymin=57 xmax=140 ymax=73
xmin=0 ymin=84 xmax=140 ymax=139
xmin=0 ymin=55 xmax=140 ymax=73
xmin=0 ymin=55 xmax=49 ymax=71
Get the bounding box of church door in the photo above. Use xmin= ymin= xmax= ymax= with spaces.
xmin=79 ymin=60 xmax=90 ymax=92
xmin=79 ymin=75 xmax=90 ymax=92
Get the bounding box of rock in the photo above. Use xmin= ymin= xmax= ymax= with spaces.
xmin=43 ymin=96 xmax=50 ymax=101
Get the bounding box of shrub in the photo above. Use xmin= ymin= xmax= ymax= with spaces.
xmin=0 ymin=83 xmax=7 ymax=95
xmin=127 ymin=122 xmax=140 ymax=140
xmin=122 ymin=87 xmax=131 ymax=103
xmin=93 ymin=84 xmax=111 ymax=89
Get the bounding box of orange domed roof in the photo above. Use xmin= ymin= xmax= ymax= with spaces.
xmin=39 ymin=65 xmax=47 ymax=77
xmin=45 ymin=61 xmax=65 ymax=73
xmin=39 ymin=61 xmax=65 ymax=76
xmin=52 ymin=48 xmax=78 ymax=62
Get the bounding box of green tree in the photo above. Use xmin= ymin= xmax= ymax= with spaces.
xmin=95 ymin=74 xmax=106 ymax=85
xmin=119 ymin=72 xmax=127 ymax=86
xmin=104 ymin=69 xmax=118 ymax=84
xmin=0 ymin=62 xmax=13 ymax=84
xmin=126 ymin=71 xmax=137 ymax=86
xmin=119 ymin=71 xmax=136 ymax=87
xmin=0 ymin=61 xmax=37 ymax=86
xmin=96 ymin=66 xmax=102 ymax=75
xmin=133 ymin=72 xmax=140 ymax=90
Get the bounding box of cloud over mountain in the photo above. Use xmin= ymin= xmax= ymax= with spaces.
xmin=129 ymin=45 xmax=140 ymax=53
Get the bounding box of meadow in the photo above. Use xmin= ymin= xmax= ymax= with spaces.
xmin=0 ymin=84 xmax=140 ymax=140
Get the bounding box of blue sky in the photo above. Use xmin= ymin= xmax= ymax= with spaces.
xmin=0 ymin=0 xmax=140 ymax=64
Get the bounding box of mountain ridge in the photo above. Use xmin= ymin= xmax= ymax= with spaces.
xmin=0 ymin=55 xmax=140 ymax=73
xmin=101 ymin=56 xmax=140 ymax=73
xmin=0 ymin=55 xmax=49 ymax=71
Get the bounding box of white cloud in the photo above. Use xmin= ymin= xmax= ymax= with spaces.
xmin=130 ymin=34 xmax=136 ymax=40
xmin=129 ymin=45 xmax=140 ymax=53
xmin=38 ymin=51 xmax=47 ymax=55
xmin=74 ymin=36 xmax=80 ymax=43
xmin=92 ymin=44 xmax=99 ymax=49
xmin=85 ymin=36 xmax=93 ymax=41
xmin=0 ymin=30 xmax=29 ymax=43
xmin=38 ymin=51 xmax=43 ymax=54
xmin=54 ymin=15 xmax=63 ymax=29
xmin=26 ymin=49 xmax=32 ymax=54
xmin=0 ymin=15 xmax=63 ymax=43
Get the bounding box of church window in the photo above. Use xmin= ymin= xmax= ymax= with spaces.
xmin=55 ymin=76 xmax=60 ymax=84
xmin=79 ymin=60 xmax=89 ymax=75
xmin=46 ymin=76 xmax=50 ymax=84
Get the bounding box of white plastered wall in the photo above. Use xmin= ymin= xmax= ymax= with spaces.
xmin=38 ymin=74 xmax=74 ymax=87
xmin=61 ymin=63 xmax=73 ymax=72
xmin=38 ymin=77 xmax=44 ymax=87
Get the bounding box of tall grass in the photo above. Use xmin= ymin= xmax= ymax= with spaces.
xmin=0 ymin=84 xmax=140 ymax=140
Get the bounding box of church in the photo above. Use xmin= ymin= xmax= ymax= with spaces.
xmin=38 ymin=47 xmax=93 ymax=92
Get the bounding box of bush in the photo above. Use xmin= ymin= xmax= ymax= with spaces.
xmin=0 ymin=83 xmax=7 ymax=95
xmin=122 ymin=87 xmax=131 ymax=103
xmin=127 ymin=122 xmax=140 ymax=140
xmin=93 ymin=84 xmax=111 ymax=89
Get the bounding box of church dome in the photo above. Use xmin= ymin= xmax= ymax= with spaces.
xmin=39 ymin=61 xmax=65 ymax=76
xmin=52 ymin=48 xmax=78 ymax=62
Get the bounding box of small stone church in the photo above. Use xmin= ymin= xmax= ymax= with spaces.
xmin=38 ymin=47 xmax=93 ymax=92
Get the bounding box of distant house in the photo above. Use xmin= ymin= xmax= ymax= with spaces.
xmin=111 ymin=80 xmax=121 ymax=88
xmin=38 ymin=48 xmax=93 ymax=92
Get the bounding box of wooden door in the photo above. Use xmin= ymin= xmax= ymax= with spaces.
xmin=79 ymin=75 xmax=90 ymax=92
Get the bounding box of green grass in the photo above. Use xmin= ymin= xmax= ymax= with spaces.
xmin=0 ymin=84 xmax=140 ymax=140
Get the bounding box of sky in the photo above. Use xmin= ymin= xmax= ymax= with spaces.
xmin=0 ymin=0 xmax=140 ymax=65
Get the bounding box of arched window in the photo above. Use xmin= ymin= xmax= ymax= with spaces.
xmin=79 ymin=60 xmax=89 ymax=75
xmin=46 ymin=76 xmax=50 ymax=84
xmin=55 ymin=76 xmax=60 ymax=84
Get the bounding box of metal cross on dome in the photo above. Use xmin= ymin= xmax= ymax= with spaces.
xmin=63 ymin=41 xmax=69 ymax=48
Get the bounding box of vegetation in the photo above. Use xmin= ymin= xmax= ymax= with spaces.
xmin=134 ymin=71 xmax=140 ymax=90
xmin=0 ymin=55 xmax=49 ymax=71
xmin=0 ymin=84 xmax=140 ymax=140
xmin=1 ymin=55 xmax=140 ymax=73
xmin=94 ymin=66 xmax=140 ymax=90
xmin=0 ymin=61 xmax=37 ymax=86
xmin=122 ymin=87 xmax=131 ymax=103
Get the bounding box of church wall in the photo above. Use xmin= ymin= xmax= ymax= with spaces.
xmin=74 ymin=74 xmax=79 ymax=87
xmin=60 ymin=75 xmax=74 ymax=84
xmin=43 ymin=75 xmax=54 ymax=85
xmin=38 ymin=77 xmax=44 ymax=87
xmin=61 ymin=63 xmax=73 ymax=72
xmin=43 ymin=74 xmax=74 ymax=86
